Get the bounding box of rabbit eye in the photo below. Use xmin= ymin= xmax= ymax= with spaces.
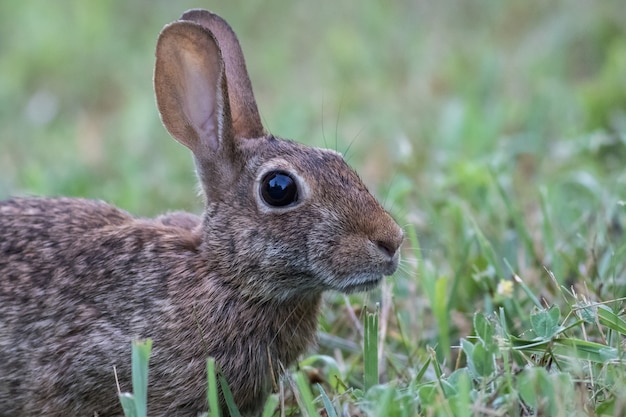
xmin=260 ymin=171 xmax=298 ymax=207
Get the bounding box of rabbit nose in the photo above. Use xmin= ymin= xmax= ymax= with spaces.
xmin=376 ymin=240 xmax=396 ymax=257
xmin=374 ymin=228 xmax=404 ymax=258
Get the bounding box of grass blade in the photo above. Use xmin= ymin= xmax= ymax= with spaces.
xmin=219 ymin=374 xmax=243 ymax=417
xmin=206 ymin=358 xmax=220 ymax=417
xmin=294 ymin=371 xmax=319 ymax=417
xmin=130 ymin=339 xmax=152 ymax=417
xmin=364 ymin=304 xmax=379 ymax=391
xmin=597 ymin=305 xmax=626 ymax=335
xmin=260 ymin=394 xmax=279 ymax=417
xmin=119 ymin=393 xmax=137 ymax=417
xmin=316 ymin=384 xmax=338 ymax=417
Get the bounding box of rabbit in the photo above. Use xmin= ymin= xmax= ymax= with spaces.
xmin=0 ymin=9 xmax=403 ymax=417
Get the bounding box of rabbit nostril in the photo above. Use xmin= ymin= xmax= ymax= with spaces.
xmin=376 ymin=240 xmax=397 ymax=258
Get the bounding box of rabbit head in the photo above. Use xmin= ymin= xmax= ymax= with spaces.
xmin=155 ymin=10 xmax=404 ymax=301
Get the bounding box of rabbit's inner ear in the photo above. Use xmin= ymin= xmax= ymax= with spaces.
xmin=180 ymin=54 xmax=222 ymax=150
xmin=154 ymin=21 xmax=232 ymax=153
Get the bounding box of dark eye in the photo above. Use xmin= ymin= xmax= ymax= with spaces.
xmin=260 ymin=171 xmax=298 ymax=207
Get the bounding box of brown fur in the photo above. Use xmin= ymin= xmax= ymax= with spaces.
xmin=0 ymin=9 xmax=403 ymax=417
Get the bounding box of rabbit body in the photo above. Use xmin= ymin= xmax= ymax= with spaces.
xmin=0 ymin=198 xmax=319 ymax=416
xmin=0 ymin=9 xmax=403 ymax=417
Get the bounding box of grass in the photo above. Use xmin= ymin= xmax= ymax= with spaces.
xmin=1 ymin=1 xmax=626 ymax=416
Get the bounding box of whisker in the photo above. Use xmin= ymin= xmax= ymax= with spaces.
xmin=334 ymin=92 xmax=345 ymax=153
xmin=321 ymin=93 xmax=327 ymax=149
xmin=343 ymin=127 xmax=365 ymax=163
xmin=381 ymin=170 xmax=399 ymax=208
xmin=268 ymin=301 xmax=304 ymax=348
xmin=259 ymin=108 xmax=273 ymax=137
xmin=342 ymin=294 xmax=364 ymax=339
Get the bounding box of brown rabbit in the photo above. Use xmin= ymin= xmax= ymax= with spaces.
xmin=0 ymin=9 xmax=403 ymax=417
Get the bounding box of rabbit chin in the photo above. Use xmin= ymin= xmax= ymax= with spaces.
xmin=334 ymin=273 xmax=385 ymax=293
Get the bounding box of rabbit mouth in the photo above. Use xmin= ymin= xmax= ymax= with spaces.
xmin=338 ymin=273 xmax=384 ymax=293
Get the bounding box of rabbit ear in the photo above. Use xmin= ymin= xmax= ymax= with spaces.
xmin=180 ymin=9 xmax=264 ymax=139
xmin=154 ymin=21 xmax=232 ymax=153
xmin=154 ymin=21 xmax=239 ymax=198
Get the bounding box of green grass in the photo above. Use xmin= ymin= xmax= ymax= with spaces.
xmin=118 ymin=339 xmax=151 ymax=417
xmin=2 ymin=1 xmax=626 ymax=416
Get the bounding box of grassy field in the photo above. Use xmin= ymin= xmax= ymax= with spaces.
xmin=1 ymin=1 xmax=626 ymax=416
